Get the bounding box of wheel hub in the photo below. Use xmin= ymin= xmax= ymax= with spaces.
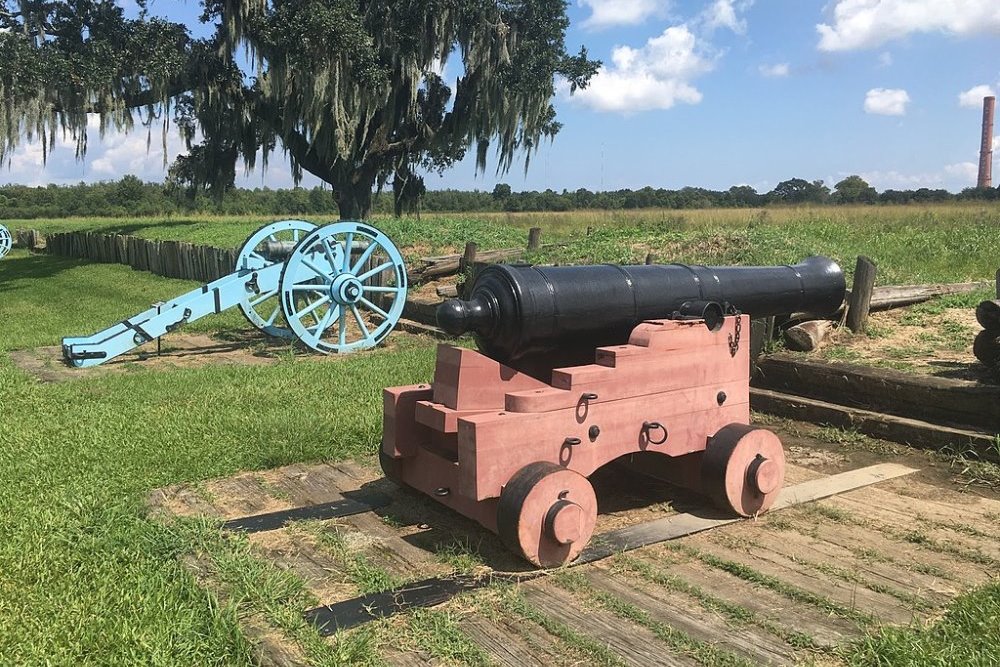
xmin=545 ymin=500 xmax=585 ymax=545
xmin=331 ymin=274 xmax=364 ymax=305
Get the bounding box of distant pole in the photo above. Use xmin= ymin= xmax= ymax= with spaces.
xmin=645 ymin=252 xmax=656 ymax=265
xmin=847 ymin=256 xmax=877 ymax=334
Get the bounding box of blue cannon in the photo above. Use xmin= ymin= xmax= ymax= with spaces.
xmin=62 ymin=220 xmax=408 ymax=367
xmin=0 ymin=225 xmax=11 ymax=259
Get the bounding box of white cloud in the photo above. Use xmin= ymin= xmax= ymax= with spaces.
xmin=944 ymin=162 xmax=980 ymax=181
xmin=993 ymin=137 xmax=1000 ymax=152
xmin=701 ymin=0 xmax=752 ymax=34
xmin=959 ymin=84 xmax=997 ymax=108
xmin=860 ymin=163 xmax=979 ymax=190
xmin=758 ymin=63 xmax=789 ymax=78
xmin=565 ymin=25 xmax=715 ymax=113
xmin=1 ymin=116 xmax=187 ymax=185
xmin=877 ymin=51 xmax=893 ymax=67
xmin=864 ymin=88 xmax=910 ymax=116
xmin=578 ymin=0 xmax=671 ymax=29
xmin=818 ymin=0 xmax=1000 ymax=51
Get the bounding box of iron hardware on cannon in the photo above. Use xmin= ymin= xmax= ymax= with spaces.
xmin=381 ymin=257 xmax=846 ymax=567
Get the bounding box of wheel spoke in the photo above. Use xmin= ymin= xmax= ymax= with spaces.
xmin=293 ymin=229 xmax=300 ymax=242
xmin=310 ymin=305 xmax=340 ymax=341
xmin=337 ymin=308 xmax=347 ymax=347
xmin=302 ymin=257 xmax=333 ymax=280
xmin=265 ymin=304 xmax=281 ymax=326
xmin=342 ymin=232 xmax=354 ymax=272
xmin=268 ymin=234 xmax=278 ymax=243
xmin=289 ymin=282 xmax=329 ymax=291
xmin=322 ymin=238 xmax=339 ymax=272
xmin=359 ymin=296 xmax=389 ymax=320
xmin=292 ymin=294 xmax=331 ymax=320
xmin=363 ymin=285 xmax=405 ymax=294
xmin=248 ymin=290 xmax=278 ymax=307
xmin=357 ymin=261 xmax=394 ymax=282
xmin=350 ymin=304 xmax=370 ymax=339
xmin=349 ymin=240 xmax=378 ymax=275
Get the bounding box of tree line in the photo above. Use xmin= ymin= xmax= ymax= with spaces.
xmin=1 ymin=174 xmax=998 ymax=220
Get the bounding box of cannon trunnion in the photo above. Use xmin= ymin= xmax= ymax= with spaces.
xmin=382 ymin=256 xmax=845 ymax=567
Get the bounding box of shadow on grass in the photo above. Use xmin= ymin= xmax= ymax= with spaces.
xmin=0 ymin=251 xmax=93 ymax=290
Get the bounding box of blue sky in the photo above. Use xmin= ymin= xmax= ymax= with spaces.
xmin=4 ymin=0 xmax=999 ymax=193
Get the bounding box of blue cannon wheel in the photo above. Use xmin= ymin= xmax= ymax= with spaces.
xmin=279 ymin=222 xmax=407 ymax=353
xmin=0 ymin=225 xmax=11 ymax=259
xmin=236 ymin=220 xmax=319 ymax=338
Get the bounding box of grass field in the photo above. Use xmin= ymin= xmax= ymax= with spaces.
xmin=8 ymin=203 xmax=1000 ymax=284
xmin=2 ymin=204 xmax=1000 ymax=665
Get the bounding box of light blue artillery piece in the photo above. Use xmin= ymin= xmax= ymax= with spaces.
xmin=0 ymin=224 xmax=11 ymax=259
xmin=61 ymin=220 xmax=408 ymax=367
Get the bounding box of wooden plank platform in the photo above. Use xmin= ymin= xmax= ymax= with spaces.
xmin=150 ymin=452 xmax=1000 ymax=666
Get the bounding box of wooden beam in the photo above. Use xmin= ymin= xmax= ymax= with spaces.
xmin=755 ymin=353 xmax=1000 ymax=433
xmin=750 ymin=387 xmax=1000 ymax=461
xmin=527 ymin=227 xmax=542 ymax=251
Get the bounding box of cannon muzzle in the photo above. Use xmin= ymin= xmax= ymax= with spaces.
xmin=437 ymin=256 xmax=845 ymax=363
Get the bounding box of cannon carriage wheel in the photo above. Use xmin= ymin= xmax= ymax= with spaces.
xmin=497 ymin=462 xmax=598 ymax=568
xmin=279 ymin=222 xmax=407 ymax=354
xmin=236 ymin=220 xmax=318 ymax=339
xmin=701 ymin=423 xmax=785 ymax=517
xmin=0 ymin=225 xmax=11 ymax=259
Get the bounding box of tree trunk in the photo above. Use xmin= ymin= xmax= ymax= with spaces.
xmin=334 ymin=173 xmax=374 ymax=220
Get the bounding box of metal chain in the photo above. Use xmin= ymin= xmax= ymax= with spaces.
xmin=728 ymin=312 xmax=742 ymax=357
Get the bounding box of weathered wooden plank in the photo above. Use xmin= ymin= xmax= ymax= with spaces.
xmin=579 ymin=463 xmax=918 ymax=562
xmin=521 ymin=581 xmax=699 ymax=667
xmin=726 ymin=523 xmax=956 ymax=605
xmin=751 ymin=388 xmax=999 ymax=460
xmin=690 ymin=534 xmax=917 ymax=625
xmin=778 ymin=507 xmax=992 ymax=587
xmin=583 ymin=567 xmax=794 ymax=665
xmin=459 ymin=615 xmax=561 ymax=667
xmin=632 ymin=552 xmax=857 ymax=648
xmin=755 ymin=354 xmax=1000 ymax=433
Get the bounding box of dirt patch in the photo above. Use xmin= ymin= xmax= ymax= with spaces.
xmin=10 ymin=328 xmax=433 ymax=382
xmin=816 ymin=307 xmax=991 ymax=381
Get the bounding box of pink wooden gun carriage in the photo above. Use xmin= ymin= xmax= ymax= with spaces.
xmin=381 ymin=259 xmax=845 ymax=567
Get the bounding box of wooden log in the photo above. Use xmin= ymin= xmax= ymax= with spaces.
xmin=435 ymin=285 xmax=459 ymax=298
xmin=783 ymin=320 xmax=834 ymax=352
xmin=644 ymin=252 xmax=656 ymax=265
xmin=976 ymin=300 xmax=1000 ymax=331
xmin=409 ymin=247 xmax=524 ymax=281
xmin=846 ymin=256 xmax=877 ymax=333
xmin=754 ymin=353 xmax=1000 ymax=432
xmin=527 ymin=227 xmax=541 ymax=251
xmin=751 ymin=387 xmax=1000 ymax=462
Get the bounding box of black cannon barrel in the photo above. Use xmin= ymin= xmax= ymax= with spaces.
xmin=437 ymin=256 xmax=845 ymax=363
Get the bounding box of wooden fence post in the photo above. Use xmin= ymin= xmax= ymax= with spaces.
xmin=459 ymin=241 xmax=478 ymax=274
xmin=527 ymin=227 xmax=542 ymax=251
xmin=847 ymin=256 xmax=877 ymax=334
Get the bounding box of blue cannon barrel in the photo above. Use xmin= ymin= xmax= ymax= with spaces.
xmin=437 ymin=256 xmax=846 ymax=363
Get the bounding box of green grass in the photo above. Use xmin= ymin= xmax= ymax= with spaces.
xmin=8 ymin=203 xmax=1000 ymax=283
xmin=845 ymin=580 xmax=1000 ymax=667
xmin=0 ymin=249 xmax=435 ymax=664
xmin=3 ymin=238 xmax=1000 ymax=664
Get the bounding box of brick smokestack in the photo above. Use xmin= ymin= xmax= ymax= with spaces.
xmin=979 ymin=96 xmax=995 ymax=189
